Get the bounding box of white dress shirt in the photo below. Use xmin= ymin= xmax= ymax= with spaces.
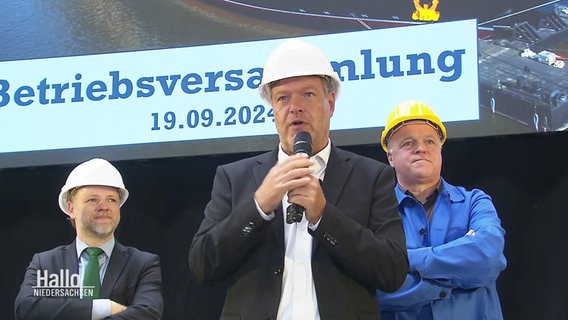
xmin=275 ymin=141 xmax=330 ymax=320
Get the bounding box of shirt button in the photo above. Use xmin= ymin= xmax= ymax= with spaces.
xmin=419 ymin=228 xmax=426 ymax=235
xmin=439 ymin=290 xmax=447 ymax=298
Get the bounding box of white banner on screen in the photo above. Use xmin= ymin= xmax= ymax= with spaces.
xmin=0 ymin=19 xmax=478 ymax=153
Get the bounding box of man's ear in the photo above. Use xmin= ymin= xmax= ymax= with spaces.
xmin=67 ymin=201 xmax=76 ymax=219
xmin=327 ymin=91 xmax=336 ymax=117
xmin=387 ymin=151 xmax=395 ymax=167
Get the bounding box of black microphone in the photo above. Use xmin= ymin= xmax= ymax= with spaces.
xmin=286 ymin=131 xmax=312 ymax=224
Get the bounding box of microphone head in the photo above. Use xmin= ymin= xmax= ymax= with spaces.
xmin=293 ymin=131 xmax=312 ymax=156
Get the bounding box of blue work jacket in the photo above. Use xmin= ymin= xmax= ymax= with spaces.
xmin=378 ymin=178 xmax=507 ymax=320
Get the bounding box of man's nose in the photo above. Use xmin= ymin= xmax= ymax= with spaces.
xmin=96 ymin=200 xmax=110 ymax=210
xmin=414 ymin=141 xmax=427 ymax=153
xmin=288 ymin=95 xmax=303 ymax=113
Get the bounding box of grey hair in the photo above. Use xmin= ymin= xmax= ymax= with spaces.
xmin=260 ymin=75 xmax=339 ymax=104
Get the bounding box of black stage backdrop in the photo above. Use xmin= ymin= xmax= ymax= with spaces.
xmin=2 ymin=131 xmax=567 ymax=319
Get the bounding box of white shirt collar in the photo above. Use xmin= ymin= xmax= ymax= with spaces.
xmin=75 ymin=237 xmax=115 ymax=259
xmin=278 ymin=139 xmax=331 ymax=180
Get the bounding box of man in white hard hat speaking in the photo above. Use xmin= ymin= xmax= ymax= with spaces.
xmin=189 ymin=39 xmax=408 ymax=319
xmin=15 ymin=158 xmax=163 ymax=319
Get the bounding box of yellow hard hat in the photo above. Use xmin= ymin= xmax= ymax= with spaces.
xmin=380 ymin=100 xmax=447 ymax=152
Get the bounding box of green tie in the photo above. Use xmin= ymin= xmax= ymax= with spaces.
xmin=83 ymin=247 xmax=104 ymax=299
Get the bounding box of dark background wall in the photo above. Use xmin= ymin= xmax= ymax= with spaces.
xmin=2 ymin=130 xmax=567 ymax=319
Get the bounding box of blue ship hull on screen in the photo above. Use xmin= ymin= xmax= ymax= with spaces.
xmin=209 ymin=0 xmax=557 ymax=30
xmin=210 ymin=0 xmax=568 ymax=131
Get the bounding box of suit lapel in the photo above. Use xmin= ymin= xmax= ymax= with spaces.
xmin=321 ymin=146 xmax=352 ymax=206
xmin=253 ymin=149 xmax=285 ymax=248
xmin=252 ymin=150 xmax=277 ymax=186
xmin=62 ymin=242 xmax=79 ymax=274
xmin=100 ymin=241 xmax=129 ymax=298
xmin=313 ymin=146 xmax=353 ymax=253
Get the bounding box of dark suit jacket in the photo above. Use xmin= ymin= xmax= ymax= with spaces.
xmin=189 ymin=145 xmax=408 ymax=320
xmin=14 ymin=240 xmax=163 ymax=320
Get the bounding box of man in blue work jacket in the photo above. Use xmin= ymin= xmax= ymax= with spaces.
xmin=377 ymin=100 xmax=507 ymax=320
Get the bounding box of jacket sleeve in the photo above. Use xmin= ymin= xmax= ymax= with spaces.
xmin=109 ymin=253 xmax=163 ymax=319
xmin=14 ymin=253 xmax=92 ymax=320
xmin=377 ymin=273 xmax=451 ymax=311
xmin=378 ymin=189 xmax=506 ymax=309
xmin=188 ymin=164 xmax=274 ymax=285
xmin=409 ymin=189 xmax=506 ymax=289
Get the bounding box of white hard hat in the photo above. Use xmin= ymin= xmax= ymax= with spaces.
xmin=58 ymin=158 xmax=129 ymax=215
xmin=258 ymin=39 xmax=341 ymax=103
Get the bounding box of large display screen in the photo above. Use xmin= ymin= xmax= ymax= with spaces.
xmin=1 ymin=0 xmax=567 ymax=168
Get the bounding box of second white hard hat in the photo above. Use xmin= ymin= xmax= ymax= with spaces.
xmin=258 ymin=39 xmax=341 ymax=103
xmin=58 ymin=158 xmax=129 ymax=215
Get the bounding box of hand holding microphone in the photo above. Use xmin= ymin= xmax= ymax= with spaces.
xmin=286 ymin=131 xmax=312 ymax=224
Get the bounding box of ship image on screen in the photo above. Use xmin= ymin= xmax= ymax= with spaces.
xmin=0 ymin=0 xmax=566 ymax=169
